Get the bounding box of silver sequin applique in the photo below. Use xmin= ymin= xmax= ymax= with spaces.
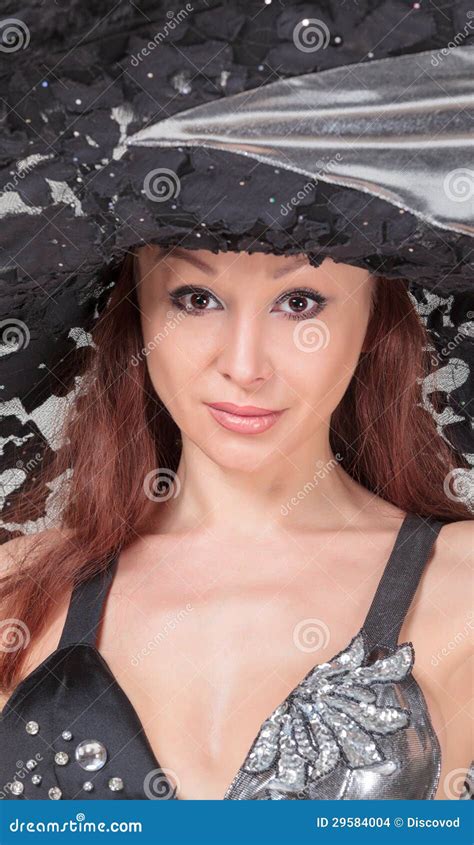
xmin=241 ymin=630 xmax=413 ymax=796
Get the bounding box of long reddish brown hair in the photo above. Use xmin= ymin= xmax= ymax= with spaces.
xmin=0 ymin=250 xmax=471 ymax=693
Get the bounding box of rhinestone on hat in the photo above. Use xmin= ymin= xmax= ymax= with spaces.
xmin=171 ymin=70 xmax=192 ymax=95
xmin=54 ymin=751 xmax=69 ymax=766
xmin=48 ymin=786 xmax=62 ymax=799
xmin=108 ymin=777 xmax=124 ymax=791
xmin=11 ymin=780 xmax=24 ymax=795
xmin=25 ymin=720 xmax=39 ymax=734
xmin=75 ymin=739 xmax=108 ymax=771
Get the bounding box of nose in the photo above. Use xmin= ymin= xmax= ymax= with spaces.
xmin=215 ymin=310 xmax=274 ymax=387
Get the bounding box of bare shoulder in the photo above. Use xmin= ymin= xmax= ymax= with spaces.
xmin=420 ymin=519 xmax=473 ymax=665
xmin=0 ymin=526 xmax=75 ymax=709
xmin=436 ymin=518 xmax=473 ymax=555
xmin=428 ymin=518 xmax=473 ymax=576
xmin=433 ymin=519 xmax=473 ymax=589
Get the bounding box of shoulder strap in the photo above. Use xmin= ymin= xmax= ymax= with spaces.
xmin=362 ymin=512 xmax=446 ymax=652
xmin=57 ymin=548 xmax=121 ymax=649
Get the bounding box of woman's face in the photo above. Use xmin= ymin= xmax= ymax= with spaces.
xmin=135 ymin=246 xmax=376 ymax=470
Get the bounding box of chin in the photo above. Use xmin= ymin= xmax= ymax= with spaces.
xmin=201 ymin=435 xmax=281 ymax=472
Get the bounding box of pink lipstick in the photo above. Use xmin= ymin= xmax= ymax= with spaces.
xmin=205 ymin=402 xmax=285 ymax=435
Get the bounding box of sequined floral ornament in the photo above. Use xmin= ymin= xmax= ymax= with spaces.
xmin=243 ymin=630 xmax=413 ymax=795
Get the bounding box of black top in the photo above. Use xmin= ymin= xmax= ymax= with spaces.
xmin=0 ymin=512 xmax=468 ymax=800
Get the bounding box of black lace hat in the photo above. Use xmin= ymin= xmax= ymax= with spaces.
xmin=0 ymin=0 xmax=473 ymax=529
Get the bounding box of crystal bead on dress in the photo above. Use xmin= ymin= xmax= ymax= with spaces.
xmin=83 ymin=781 xmax=94 ymax=791
xmin=26 ymin=759 xmax=37 ymax=770
xmin=61 ymin=730 xmax=73 ymax=741
xmin=25 ymin=720 xmax=39 ymax=734
xmin=54 ymin=751 xmax=69 ymax=765
xmin=75 ymin=739 xmax=108 ymax=771
xmin=11 ymin=780 xmax=24 ymax=795
xmin=48 ymin=786 xmax=62 ymax=799
xmin=31 ymin=774 xmax=42 ymax=785
xmin=108 ymin=777 xmax=124 ymax=791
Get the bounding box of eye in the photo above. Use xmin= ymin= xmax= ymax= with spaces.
xmin=168 ymin=285 xmax=328 ymax=320
xmin=168 ymin=285 xmax=221 ymax=316
xmin=273 ymin=289 xmax=328 ymax=321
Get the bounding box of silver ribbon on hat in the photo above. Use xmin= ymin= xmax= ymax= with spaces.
xmin=126 ymin=45 xmax=474 ymax=237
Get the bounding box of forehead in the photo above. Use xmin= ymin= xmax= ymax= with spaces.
xmin=146 ymin=245 xmax=311 ymax=277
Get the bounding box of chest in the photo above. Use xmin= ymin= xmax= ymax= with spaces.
xmin=96 ymin=574 xmax=444 ymax=800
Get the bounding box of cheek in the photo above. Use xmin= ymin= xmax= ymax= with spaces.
xmin=283 ymin=310 xmax=367 ymax=415
xmin=139 ymin=314 xmax=212 ymax=402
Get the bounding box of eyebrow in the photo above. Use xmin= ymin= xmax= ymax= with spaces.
xmin=164 ymin=247 xmax=309 ymax=278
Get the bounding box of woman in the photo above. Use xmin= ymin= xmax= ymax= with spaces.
xmin=0 ymin=243 xmax=472 ymax=800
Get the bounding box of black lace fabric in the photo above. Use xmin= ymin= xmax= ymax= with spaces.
xmin=0 ymin=0 xmax=472 ymax=535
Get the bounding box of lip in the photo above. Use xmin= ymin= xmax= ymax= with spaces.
xmin=205 ymin=402 xmax=285 ymax=435
xmin=206 ymin=402 xmax=281 ymax=416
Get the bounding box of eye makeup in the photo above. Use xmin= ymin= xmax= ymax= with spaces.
xmin=168 ymin=285 xmax=328 ymax=321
